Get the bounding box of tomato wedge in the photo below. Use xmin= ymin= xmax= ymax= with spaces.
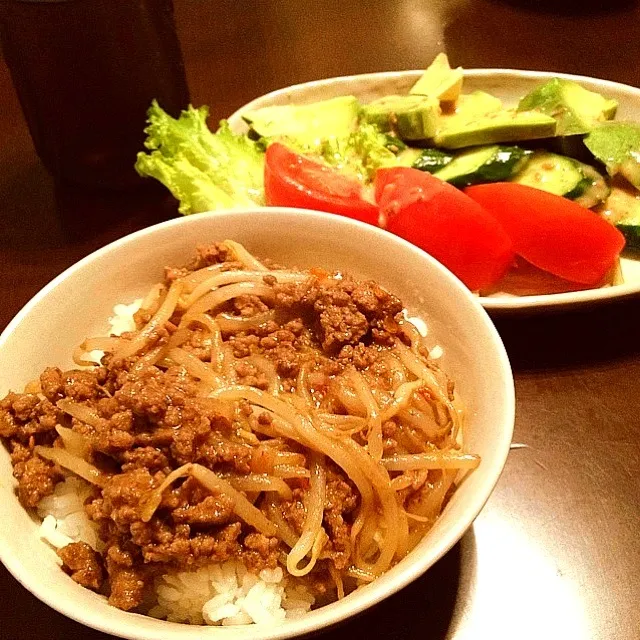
xmin=464 ymin=183 xmax=626 ymax=285
xmin=264 ymin=143 xmax=378 ymax=224
xmin=374 ymin=167 xmax=515 ymax=291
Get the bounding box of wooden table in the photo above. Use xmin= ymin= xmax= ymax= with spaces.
xmin=1 ymin=1 xmax=639 ymax=638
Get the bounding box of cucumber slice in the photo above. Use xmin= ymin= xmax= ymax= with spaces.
xmin=412 ymin=148 xmax=455 ymax=173
xmin=433 ymin=145 xmax=531 ymax=187
xmin=512 ymin=151 xmax=585 ymax=197
xmin=596 ymin=180 xmax=640 ymax=249
xmin=512 ymin=151 xmax=609 ymax=207
xmin=396 ymin=147 xmax=423 ymax=167
xmin=573 ymin=163 xmax=610 ymax=208
xmin=382 ymin=134 xmax=407 ymax=153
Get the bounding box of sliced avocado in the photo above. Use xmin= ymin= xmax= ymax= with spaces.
xmin=439 ymin=91 xmax=503 ymax=129
xmin=242 ymin=95 xmax=360 ymax=144
xmin=584 ymin=122 xmax=640 ymax=188
xmin=409 ymin=53 xmax=464 ymax=102
xmin=435 ymin=110 xmax=557 ymax=149
xmin=596 ymin=178 xmax=640 ymax=248
xmin=434 ymin=145 xmax=531 ymax=187
xmin=412 ymin=148 xmax=455 ymax=173
xmin=360 ymin=95 xmax=440 ymax=141
xmin=517 ymin=78 xmax=618 ymax=135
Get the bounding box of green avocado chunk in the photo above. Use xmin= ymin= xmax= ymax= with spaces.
xmin=584 ymin=122 xmax=640 ymax=188
xmin=439 ymin=91 xmax=503 ymax=127
xmin=517 ymin=78 xmax=618 ymax=136
xmin=409 ymin=53 xmax=464 ymax=102
xmin=242 ymin=95 xmax=360 ymax=143
xmin=360 ymin=94 xmax=440 ymax=140
xmin=434 ymin=110 xmax=557 ymax=149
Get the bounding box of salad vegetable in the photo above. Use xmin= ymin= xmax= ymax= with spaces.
xmin=375 ymin=167 xmax=515 ymax=290
xmin=242 ymin=95 xmax=359 ymax=144
xmin=517 ymin=77 xmax=618 ymax=136
xmin=264 ymin=142 xmax=378 ymax=225
xmin=597 ymin=179 xmax=640 ymax=249
xmin=465 ymin=183 xmax=625 ymax=285
xmin=409 ymin=52 xmax=463 ymax=102
xmin=431 ymin=145 xmax=531 ymax=187
xmin=136 ymin=54 xmax=640 ymax=295
xmin=135 ymin=101 xmax=264 ymax=215
xmin=282 ymin=122 xmax=408 ymax=181
xmin=584 ymin=122 xmax=640 ymax=188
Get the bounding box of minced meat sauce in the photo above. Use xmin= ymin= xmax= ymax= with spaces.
xmin=0 ymin=243 xmax=449 ymax=613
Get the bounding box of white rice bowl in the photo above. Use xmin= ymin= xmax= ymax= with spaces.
xmin=0 ymin=207 xmax=514 ymax=640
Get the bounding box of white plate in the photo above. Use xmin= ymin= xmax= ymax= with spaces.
xmin=228 ymin=68 xmax=640 ymax=313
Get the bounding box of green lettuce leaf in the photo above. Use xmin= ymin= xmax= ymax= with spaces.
xmin=135 ymin=101 xmax=265 ymax=215
xmin=319 ymin=124 xmax=401 ymax=181
xmin=258 ymin=123 xmax=405 ymax=183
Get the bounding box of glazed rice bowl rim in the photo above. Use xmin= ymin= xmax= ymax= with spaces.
xmin=0 ymin=207 xmax=515 ymax=640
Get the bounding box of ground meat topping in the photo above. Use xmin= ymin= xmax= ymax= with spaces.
xmin=108 ymin=566 xmax=147 ymax=611
xmin=58 ymin=542 xmax=104 ymax=591
xmin=0 ymin=244 xmax=453 ymax=614
xmin=11 ymin=445 xmax=63 ymax=507
xmin=172 ymin=494 xmax=235 ymax=526
xmin=274 ymin=275 xmax=403 ymax=354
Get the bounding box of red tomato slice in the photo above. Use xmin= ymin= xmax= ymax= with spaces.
xmin=374 ymin=167 xmax=515 ymax=291
xmin=264 ymin=143 xmax=378 ymax=225
xmin=464 ymin=183 xmax=626 ymax=285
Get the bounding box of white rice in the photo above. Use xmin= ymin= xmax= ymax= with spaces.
xmin=37 ymin=476 xmax=102 ymax=555
xmin=36 ymin=297 xmax=316 ymax=625
xmin=37 ymin=478 xmax=314 ymax=626
xmin=404 ymin=312 xmax=443 ymax=360
xmin=87 ymin=299 xmax=142 ymax=363
xmin=149 ymin=562 xmax=314 ymax=626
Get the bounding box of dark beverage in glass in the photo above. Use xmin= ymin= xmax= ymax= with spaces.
xmin=0 ymin=0 xmax=190 ymax=189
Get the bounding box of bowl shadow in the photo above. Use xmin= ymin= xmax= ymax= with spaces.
xmin=0 ymin=562 xmax=114 ymax=640
xmin=322 ymin=527 xmax=477 ymax=640
xmin=491 ymin=297 xmax=640 ymax=372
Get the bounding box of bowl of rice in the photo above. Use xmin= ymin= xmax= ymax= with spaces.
xmin=0 ymin=207 xmax=514 ymax=639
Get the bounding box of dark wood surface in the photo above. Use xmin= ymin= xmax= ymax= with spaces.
xmin=1 ymin=1 xmax=640 ymax=638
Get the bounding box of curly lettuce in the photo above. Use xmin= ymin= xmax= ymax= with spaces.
xmin=263 ymin=123 xmax=405 ymax=183
xmin=136 ymin=101 xmax=419 ymax=215
xmin=135 ymin=101 xmax=265 ymax=215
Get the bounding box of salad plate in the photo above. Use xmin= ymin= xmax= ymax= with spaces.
xmin=228 ymin=69 xmax=640 ymax=313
